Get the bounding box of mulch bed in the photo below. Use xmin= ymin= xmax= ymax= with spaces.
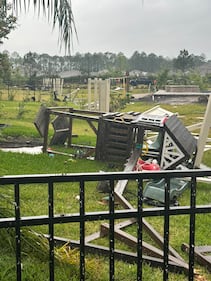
xmin=0 ymin=136 xmax=42 ymax=148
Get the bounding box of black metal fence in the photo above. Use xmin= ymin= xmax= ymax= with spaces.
xmin=0 ymin=169 xmax=211 ymax=281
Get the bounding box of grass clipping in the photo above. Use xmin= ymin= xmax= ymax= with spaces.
xmin=23 ymin=230 xmax=100 ymax=277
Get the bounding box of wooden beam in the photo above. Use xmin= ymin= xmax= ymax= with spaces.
xmin=50 ymin=234 xmax=189 ymax=274
xmin=194 ymin=95 xmax=211 ymax=168
xmin=87 ymin=120 xmax=98 ymax=135
xmin=182 ymin=243 xmax=211 ymax=272
xmin=100 ymin=223 xmax=188 ymax=269
xmin=42 ymin=110 xmax=50 ymax=153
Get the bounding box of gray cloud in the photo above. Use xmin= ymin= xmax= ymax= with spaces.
xmin=2 ymin=0 xmax=211 ymax=59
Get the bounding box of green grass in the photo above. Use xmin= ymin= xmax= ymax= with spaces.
xmin=0 ymin=150 xmax=109 ymax=175
xmin=0 ymin=100 xmax=211 ymax=280
xmin=123 ymin=102 xmax=206 ymax=126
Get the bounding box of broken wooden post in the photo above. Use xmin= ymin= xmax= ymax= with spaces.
xmin=194 ymin=94 xmax=211 ymax=168
xmin=67 ymin=107 xmax=74 ymax=147
xmin=42 ymin=109 xmax=50 ymax=153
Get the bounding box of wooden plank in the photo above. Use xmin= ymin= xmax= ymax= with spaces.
xmin=109 ymin=127 xmax=130 ymax=135
xmin=70 ymin=144 xmax=95 ymax=150
xmin=105 ymin=149 xmax=128 ymax=156
xmin=114 ymin=181 xmax=129 ymax=197
xmin=104 ymin=155 xmax=128 ymax=162
xmin=104 ymin=148 xmax=129 ymax=156
xmin=100 ymin=223 xmax=188 ymax=269
xmin=85 ymin=231 xmax=101 ymax=243
xmin=50 ymin=110 xmax=99 ymax=122
xmin=42 ymin=110 xmax=50 ymax=153
xmin=87 ymin=120 xmax=98 ymax=135
xmin=84 ymin=220 xmax=136 ymax=244
xmin=194 ymin=95 xmax=211 ymax=168
xmin=52 ymin=115 xmax=69 ymax=130
xmin=67 ymin=108 xmax=73 ymax=147
xmin=34 ymin=105 xmax=48 ymax=137
xmin=106 ymin=142 xmax=128 ymax=149
xmin=187 ymin=122 xmax=203 ymax=132
xmin=113 ymin=218 xmax=137 ymax=229
xmin=114 ymin=148 xmax=141 ymax=195
xmin=50 ymin=131 xmax=68 ymax=145
xmin=182 ymin=243 xmax=211 ymax=271
xmin=114 ymin=192 xmax=134 ymax=209
xmin=46 ymin=149 xmax=74 ymax=157
xmin=143 ymin=218 xmax=185 ymax=261
xmin=106 ymin=134 xmax=131 ymax=142
xmin=50 ymin=235 xmax=189 ymax=274
xmin=54 ymin=128 xmax=69 ymax=133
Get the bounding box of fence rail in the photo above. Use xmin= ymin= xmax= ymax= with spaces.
xmin=1 ymin=169 xmax=211 ymax=281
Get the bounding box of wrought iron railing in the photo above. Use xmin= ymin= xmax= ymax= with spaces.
xmin=0 ymin=169 xmax=211 ymax=281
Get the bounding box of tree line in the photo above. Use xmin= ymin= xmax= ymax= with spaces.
xmin=0 ymin=49 xmax=208 ymax=86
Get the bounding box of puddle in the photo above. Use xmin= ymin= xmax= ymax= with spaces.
xmin=0 ymin=146 xmax=43 ymax=154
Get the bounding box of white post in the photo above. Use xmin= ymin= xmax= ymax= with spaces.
xmin=88 ymin=78 xmax=92 ymax=110
xmin=53 ymin=78 xmax=56 ymax=92
xmin=98 ymin=79 xmax=110 ymax=112
xmin=94 ymin=78 xmax=98 ymax=110
xmin=99 ymin=79 xmax=104 ymax=112
xmin=105 ymin=78 xmax=110 ymax=112
xmin=194 ymin=95 xmax=211 ymax=168
xmin=60 ymin=78 xmax=64 ymax=96
xmin=123 ymin=77 xmax=126 ymax=96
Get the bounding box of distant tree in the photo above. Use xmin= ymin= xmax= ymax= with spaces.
xmin=0 ymin=1 xmax=17 ymax=84
xmin=51 ymin=55 xmax=63 ymax=74
xmin=157 ymin=69 xmax=169 ymax=89
xmin=104 ymin=52 xmax=116 ymax=71
xmin=23 ymin=52 xmax=38 ymax=77
xmin=92 ymin=52 xmax=105 ymax=72
xmin=205 ymin=73 xmax=211 ymax=85
xmin=173 ymin=49 xmax=194 ymax=73
xmin=80 ymin=53 xmax=92 ymax=76
xmin=129 ymin=51 xmax=142 ymax=71
xmin=0 ymin=52 xmax=11 ymax=83
xmin=140 ymin=52 xmax=149 ymax=71
xmin=115 ymin=52 xmax=127 ymax=74
xmin=9 ymin=51 xmax=23 ymax=68
xmin=23 ymin=52 xmax=39 ymax=89
xmin=10 ymin=67 xmax=27 ymax=87
xmin=74 ymin=52 xmax=83 ymax=70
xmin=37 ymin=53 xmax=51 ymax=76
xmin=192 ymin=53 xmax=206 ymax=68
xmin=0 ymin=1 xmax=17 ymax=44
xmin=147 ymin=53 xmax=158 ymax=72
xmin=187 ymin=72 xmax=208 ymax=91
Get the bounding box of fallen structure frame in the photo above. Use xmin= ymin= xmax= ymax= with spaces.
xmin=33 ymin=105 xmax=203 ymax=275
xmin=34 ymin=106 xmax=104 ymax=154
xmin=34 ymin=105 xmax=197 ymax=169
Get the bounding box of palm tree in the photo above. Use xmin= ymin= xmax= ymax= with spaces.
xmin=2 ymin=0 xmax=76 ymax=53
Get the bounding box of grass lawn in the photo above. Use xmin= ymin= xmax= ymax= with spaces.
xmin=0 ymin=99 xmax=211 ymax=280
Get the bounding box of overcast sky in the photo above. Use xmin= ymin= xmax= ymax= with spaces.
xmin=1 ymin=0 xmax=211 ymax=60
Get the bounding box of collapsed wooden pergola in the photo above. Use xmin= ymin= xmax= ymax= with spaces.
xmin=34 ymin=105 xmax=197 ymax=169
xmin=34 ymin=106 xmax=103 ymax=154
xmin=32 ymin=105 xmax=203 ymax=274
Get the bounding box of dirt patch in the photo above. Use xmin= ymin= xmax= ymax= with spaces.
xmin=0 ymin=136 xmax=43 ymax=148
